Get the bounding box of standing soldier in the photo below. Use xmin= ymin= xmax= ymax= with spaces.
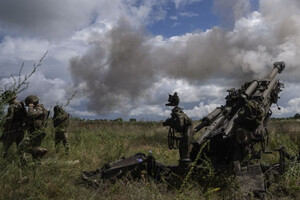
xmin=53 ymin=105 xmax=70 ymax=155
xmin=163 ymin=92 xmax=193 ymax=173
xmin=18 ymin=95 xmax=49 ymax=164
xmin=0 ymin=90 xmax=26 ymax=158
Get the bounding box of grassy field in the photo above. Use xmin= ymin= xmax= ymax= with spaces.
xmin=0 ymin=119 xmax=299 ymax=200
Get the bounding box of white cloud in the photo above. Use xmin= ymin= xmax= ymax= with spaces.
xmin=179 ymin=12 xmax=199 ymax=17
xmin=169 ymin=16 xmax=178 ymax=20
xmin=129 ymin=105 xmax=169 ymax=117
xmin=68 ymin=0 xmax=300 ymax=118
xmin=0 ymin=36 xmax=50 ymax=75
xmin=272 ymin=82 xmax=300 ymax=117
xmin=185 ymin=102 xmax=221 ymax=119
xmin=0 ymin=72 xmax=82 ymax=117
xmin=213 ymin=0 xmax=251 ymax=27
xmin=0 ymin=0 xmax=300 ymax=120
xmin=0 ymin=0 xmax=130 ymax=39
xmin=68 ymin=109 xmax=97 ymax=118
xmin=172 ymin=0 xmax=203 ymax=9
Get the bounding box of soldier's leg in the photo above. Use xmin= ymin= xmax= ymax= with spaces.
xmin=31 ymin=131 xmax=47 ymax=163
xmin=18 ymin=137 xmax=32 ymax=165
xmin=15 ymin=130 xmax=25 ymax=147
xmin=62 ymin=132 xmax=69 ymax=155
xmin=55 ymin=132 xmax=62 ymax=153
xmin=2 ymin=133 xmax=14 ymax=158
xmin=19 ymin=130 xmax=46 ymax=164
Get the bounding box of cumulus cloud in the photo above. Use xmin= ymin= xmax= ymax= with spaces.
xmin=185 ymin=102 xmax=222 ymax=118
xmin=179 ymin=12 xmax=199 ymax=17
xmin=129 ymin=105 xmax=169 ymax=118
xmin=213 ymin=0 xmax=251 ymax=27
xmin=1 ymin=0 xmax=300 ymax=120
xmin=0 ymin=72 xmax=77 ymax=109
xmin=169 ymin=16 xmax=178 ymax=20
xmin=69 ymin=0 xmax=300 ymax=119
xmin=0 ymin=0 xmax=204 ymax=39
xmin=0 ymin=0 xmax=148 ymax=39
xmin=172 ymin=0 xmax=203 ymax=9
xmin=272 ymin=82 xmax=300 ymax=117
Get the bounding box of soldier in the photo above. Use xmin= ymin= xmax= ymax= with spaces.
xmin=163 ymin=92 xmax=193 ymax=172
xmin=53 ymin=105 xmax=70 ymax=155
xmin=0 ymin=90 xmax=26 ymax=158
xmin=18 ymin=95 xmax=49 ymax=164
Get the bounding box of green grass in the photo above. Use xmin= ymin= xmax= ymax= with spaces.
xmin=0 ymin=119 xmax=299 ymax=200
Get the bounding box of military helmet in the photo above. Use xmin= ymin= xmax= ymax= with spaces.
xmin=53 ymin=105 xmax=63 ymax=113
xmin=25 ymin=95 xmax=39 ymax=106
xmin=166 ymin=92 xmax=180 ymax=106
xmin=1 ymin=90 xmax=16 ymax=102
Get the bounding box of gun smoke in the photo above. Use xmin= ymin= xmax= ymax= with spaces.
xmin=70 ymin=0 xmax=300 ymax=116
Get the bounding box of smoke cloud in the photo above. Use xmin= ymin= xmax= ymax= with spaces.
xmin=70 ymin=0 xmax=300 ymax=116
xmin=70 ymin=20 xmax=158 ymax=114
xmin=213 ymin=0 xmax=251 ymax=27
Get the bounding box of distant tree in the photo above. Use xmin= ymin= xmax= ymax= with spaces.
xmin=129 ymin=118 xmax=136 ymax=122
xmin=113 ymin=118 xmax=123 ymax=122
xmin=294 ymin=113 xmax=300 ymax=119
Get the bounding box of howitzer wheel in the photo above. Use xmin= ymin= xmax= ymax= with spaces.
xmin=168 ymin=127 xmax=178 ymax=149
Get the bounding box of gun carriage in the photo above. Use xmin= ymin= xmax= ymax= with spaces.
xmin=189 ymin=62 xmax=285 ymax=169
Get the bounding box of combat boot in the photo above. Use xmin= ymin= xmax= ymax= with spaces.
xmin=20 ymin=153 xmax=27 ymax=166
xmin=31 ymin=148 xmax=46 ymax=164
xmin=38 ymin=148 xmax=48 ymax=159
xmin=65 ymin=145 xmax=70 ymax=156
xmin=31 ymin=148 xmax=39 ymax=160
xmin=55 ymin=144 xmax=59 ymax=153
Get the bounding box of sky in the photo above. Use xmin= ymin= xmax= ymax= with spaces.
xmin=0 ymin=0 xmax=300 ymax=121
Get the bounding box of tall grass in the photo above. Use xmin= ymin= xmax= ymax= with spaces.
xmin=0 ymin=119 xmax=299 ymax=199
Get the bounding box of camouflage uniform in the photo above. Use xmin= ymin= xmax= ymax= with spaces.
xmin=163 ymin=92 xmax=192 ymax=172
xmin=18 ymin=95 xmax=48 ymax=164
xmin=53 ymin=105 xmax=70 ymax=154
xmin=0 ymin=91 xmax=26 ymax=158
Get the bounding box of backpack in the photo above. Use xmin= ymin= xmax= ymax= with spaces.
xmin=170 ymin=107 xmax=192 ymax=132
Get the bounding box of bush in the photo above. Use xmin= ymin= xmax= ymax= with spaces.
xmin=294 ymin=113 xmax=300 ymax=119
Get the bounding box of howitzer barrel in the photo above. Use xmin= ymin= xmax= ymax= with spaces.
xmin=244 ymin=62 xmax=285 ymax=98
xmin=265 ymin=61 xmax=285 ymax=80
xmin=197 ymin=115 xmax=226 ymax=145
xmin=196 ymin=107 xmax=232 ymax=145
xmin=262 ymin=78 xmax=278 ymax=101
xmin=203 ymin=107 xmax=222 ymax=123
xmin=223 ymin=110 xmax=240 ymax=137
xmin=194 ymin=107 xmax=222 ymax=133
xmin=244 ymin=81 xmax=259 ymax=97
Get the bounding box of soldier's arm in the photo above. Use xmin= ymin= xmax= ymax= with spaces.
xmin=61 ymin=112 xmax=69 ymax=121
xmin=53 ymin=111 xmax=70 ymax=127
xmin=3 ymin=105 xmax=14 ymax=130
xmin=27 ymin=106 xmax=43 ymax=118
xmin=6 ymin=105 xmax=14 ymax=121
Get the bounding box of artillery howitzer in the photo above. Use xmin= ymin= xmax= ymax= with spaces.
xmin=190 ymin=62 xmax=286 ymax=169
xmin=82 ymin=62 xmax=299 ymax=197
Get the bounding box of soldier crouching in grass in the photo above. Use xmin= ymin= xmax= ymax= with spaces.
xmin=53 ymin=105 xmax=70 ymax=155
xmin=0 ymin=90 xmax=26 ymax=159
xmin=18 ymin=95 xmax=49 ymax=165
